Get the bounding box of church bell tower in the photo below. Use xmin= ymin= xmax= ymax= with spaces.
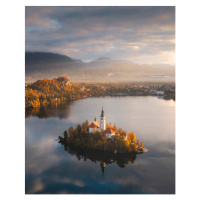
xmin=100 ymin=106 xmax=106 ymax=131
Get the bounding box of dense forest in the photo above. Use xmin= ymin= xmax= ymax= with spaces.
xmin=25 ymin=76 xmax=86 ymax=108
xmin=58 ymin=120 xmax=144 ymax=154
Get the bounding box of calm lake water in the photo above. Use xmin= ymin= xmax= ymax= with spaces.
xmin=25 ymin=96 xmax=175 ymax=194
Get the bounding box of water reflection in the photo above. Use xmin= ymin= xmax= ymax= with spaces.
xmin=60 ymin=142 xmax=137 ymax=174
xmin=25 ymin=103 xmax=73 ymax=119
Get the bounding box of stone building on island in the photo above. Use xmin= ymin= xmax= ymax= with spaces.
xmin=88 ymin=113 xmax=146 ymax=150
xmin=88 ymin=107 xmax=106 ymax=133
xmin=88 ymin=107 xmax=115 ymax=139
xmin=88 ymin=118 xmax=100 ymax=133
xmin=103 ymin=128 xmax=115 ymax=138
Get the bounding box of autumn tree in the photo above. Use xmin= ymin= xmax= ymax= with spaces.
xmin=127 ymin=132 xmax=136 ymax=144
xmin=113 ymin=123 xmax=117 ymax=131
xmin=141 ymin=142 xmax=144 ymax=147
xmin=82 ymin=120 xmax=89 ymax=133
xmin=94 ymin=140 xmax=103 ymax=150
xmin=82 ymin=120 xmax=89 ymax=127
xmin=93 ymin=132 xmax=101 ymax=142
xmin=77 ymin=124 xmax=82 ymax=136
xmin=106 ymin=123 xmax=110 ymax=129
xmin=117 ymin=128 xmax=122 ymax=134
xmin=68 ymin=127 xmax=74 ymax=137
xmin=107 ymin=141 xmax=114 ymax=151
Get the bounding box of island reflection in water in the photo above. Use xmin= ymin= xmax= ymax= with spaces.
xmin=25 ymin=96 xmax=175 ymax=194
xmin=60 ymin=142 xmax=138 ymax=174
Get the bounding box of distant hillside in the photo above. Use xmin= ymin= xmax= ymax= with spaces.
xmin=25 ymin=76 xmax=85 ymax=109
xmin=25 ymin=52 xmax=175 ymax=82
xmin=87 ymin=57 xmax=131 ymax=69
xmin=25 ymin=52 xmax=85 ymax=77
xmin=150 ymin=63 xmax=175 ymax=69
xmin=27 ymin=76 xmax=73 ymax=94
xmin=26 ymin=52 xmax=74 ymax=65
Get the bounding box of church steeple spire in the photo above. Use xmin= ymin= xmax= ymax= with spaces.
xmin=101 ymin=106 xmax=105 ymax=117
xmin=100 ymin=106 xmax=106 ymax=131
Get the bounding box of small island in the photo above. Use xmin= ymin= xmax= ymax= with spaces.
xmin=58 ymin=107 xmax=148 ymax=154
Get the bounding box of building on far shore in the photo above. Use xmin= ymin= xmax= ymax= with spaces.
xmin=149 ymin=88 xmax=157 ymax=95
xmin=157 ymin=90 xmax=164 ymax=95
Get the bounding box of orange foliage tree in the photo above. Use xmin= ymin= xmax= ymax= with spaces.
xmin=127 ymin=132 xmax=136 ymax=144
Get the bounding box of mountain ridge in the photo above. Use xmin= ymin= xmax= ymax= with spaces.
xmin=25 ymin=51 xmax=175 ymax=82
xmin=25 ymin=52 xmax=74 ymax=64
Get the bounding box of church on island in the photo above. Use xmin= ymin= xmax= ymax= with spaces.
xmin=59 ymin=106 xmax=148 ymax=154
xmin=88 ymin=107 xmax=118 ymax=139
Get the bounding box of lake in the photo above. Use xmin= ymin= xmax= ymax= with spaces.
xmin=25 ymin=96 xmax=175 ymax=194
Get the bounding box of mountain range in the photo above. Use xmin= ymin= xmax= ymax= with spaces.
xmin=25 ymin=52 xmax=175 ymax=82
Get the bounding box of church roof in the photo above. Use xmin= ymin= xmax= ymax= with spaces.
xmin=89 ymin=121 xmax=99 ymax=128
xmin=103 ymin=128 xmax=115 ymax=134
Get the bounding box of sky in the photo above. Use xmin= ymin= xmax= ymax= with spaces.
xmin=25 ymin=6 xmax=175 ymax=65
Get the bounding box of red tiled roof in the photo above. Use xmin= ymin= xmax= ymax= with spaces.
xmin=103 ymin=128 xmax=115 ymax=134
xmin=88 ymin=121 xmax=99 ymax=128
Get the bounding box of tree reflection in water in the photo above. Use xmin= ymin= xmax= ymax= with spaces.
xmin=25 ymin=103 xmax=72 ymax=119
xmin=60 ymin=142 xmax=138 ymax=174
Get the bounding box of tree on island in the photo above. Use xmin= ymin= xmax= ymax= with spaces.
xmin=68 ymin=126 xmax=74 ymax=137
xmin=63 ymin=130 xmax=68 ymax=139
xmin=141 ymin=142 xmax=144 ymax=147
xmin=77 ymin=124 xmax=82 ymax=136
xmin=127 ymin=132 xmax=136 ymax=144
xmin=113 ymin=123 xmax=117 ymax=131
xmin=82 ymin=120 xmax=89 ymax=133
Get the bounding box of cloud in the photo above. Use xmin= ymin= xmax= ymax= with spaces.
xmin=25 ymin=6 xmax=175 ymax=64
xmin=26 ymin=178 xmax=44 ymax=193
xmin=61 ymin=178 xmax=85 ymax=187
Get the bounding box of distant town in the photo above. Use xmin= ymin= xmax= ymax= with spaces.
xmin=74 ymin=81 xmax=175 ymax=100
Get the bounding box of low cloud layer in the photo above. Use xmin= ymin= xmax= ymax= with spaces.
xmin=25 ymin=6 xmax=175 ymax=64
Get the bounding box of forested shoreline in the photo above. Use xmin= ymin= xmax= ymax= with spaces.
xmin=25 ymin=76 xmax=175 ymax=111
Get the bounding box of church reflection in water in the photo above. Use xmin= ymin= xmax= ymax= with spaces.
xmin=60 ymin=142 xmax=138 ymax=174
